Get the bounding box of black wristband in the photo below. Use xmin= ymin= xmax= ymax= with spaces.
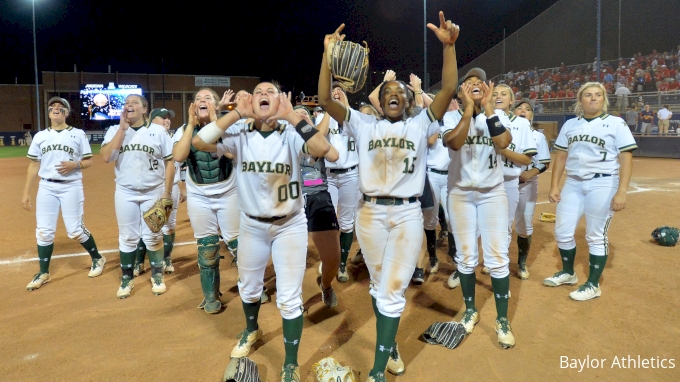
xmin=486 ymin=115 xmax=506 ymax=137
xmin=295 ymin=120 xmax=319 ymax=142
xmin=538 ymin=165 xmax=548 ymax=174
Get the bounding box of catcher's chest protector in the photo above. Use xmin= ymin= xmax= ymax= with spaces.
xmin=188 ymin=127 xmax=232 ymax=184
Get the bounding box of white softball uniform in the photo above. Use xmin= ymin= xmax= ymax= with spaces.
xmin=316 ymin=114 xmax=361 ymax=233
xmin=27 ymin=126 xmax=93 ymax=245
xmin=501 ymin=114 xmax=537 ymax=244
xmin=424 ymin=114 xmax=461 ymax=230
xmin=102 ymin=123 xmax=173 ymax=252
xmin=173 ymin=125 xmax=239 ymax=242
xmin=211 ymin=121 xmax=308 ymax=320
xmin=442 ymin=111 xmax=510 ymax=278
xmin=553 ymin=114 xmax=637 ymax=256
xmin=342 ymin=106 xmax=438 ymax=317
xmin=515 ymin=128 xmax=552 ymax=237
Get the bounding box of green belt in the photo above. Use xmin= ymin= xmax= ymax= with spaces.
xmin=363 ymin=194 xmax=418 ymax=206
xmin=428 ymin=168 xmax=448 ymax=175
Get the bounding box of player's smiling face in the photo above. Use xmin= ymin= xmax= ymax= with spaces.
xmin=580 ymin=86 xmax=605 ymax=116
xmin=123 ymin=95 xmax=147 ymax=125
xmin=48 ymin=102 xmax=67 ymax=125
xmin=464 ymin=76 xmax=484 ymax=102
xmin=381 ymin=81 xmax=408 ymax=121
xmin=492 ymin=87 xmax=513 ymax=112
xmin=514 ymin=103 xmax=533 ymax=121
xmin=194 ymin=90 xmax=217 ymax=121
xmin=332 ymin=86 xmax=348 ymax=106
xmin=253 ymin=83 xmax=280 ymax=120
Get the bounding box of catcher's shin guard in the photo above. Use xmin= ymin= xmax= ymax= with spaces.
xmin=198 ymin=235 xmax=222 ymax=313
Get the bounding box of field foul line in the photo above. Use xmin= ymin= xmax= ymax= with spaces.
xmin=0 ymin=185 xmax=668 ymax=267
xmin=0 ymin=241 xmax=196 ymax=266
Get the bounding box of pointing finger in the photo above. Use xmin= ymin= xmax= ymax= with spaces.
xmin=438 ymin=11 xmax=446 ymax=27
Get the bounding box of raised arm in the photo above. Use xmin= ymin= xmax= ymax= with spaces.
xmin=443 ymin=83 xmax=473 ymax=151
xmin=100 ymin=119 xmax=129 ymax=163
xmin=427 ymin=11 xmax=460 ymax=121
xmin=192 ymin=94 xmax=253 ymax=147
xmin=368 ymin=70 xmax=396 ymax=115
xmin=480 ymin=82 xmax=512 ymax=149
xmin=318 ymin=24 xmax=350 ymax=124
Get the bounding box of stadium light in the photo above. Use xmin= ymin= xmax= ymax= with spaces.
xmin=423 ymin=0 xmax=427 ymax=89
xmin=31 ymin=0 xmax=41 ymax=131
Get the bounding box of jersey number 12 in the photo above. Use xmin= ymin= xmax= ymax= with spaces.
xmin=148 ymin=159 xmax=159 ymax=170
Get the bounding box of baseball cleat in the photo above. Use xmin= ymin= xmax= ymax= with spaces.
xmin=163 ymin=257 xmax=174 ymax=274
xmin=437 ymin=230 xmax=448 ymax=246
xmin=460 ymin=308 xmax=479 ymax=334
xmin=133 ymin=262 xmax=144 ymax=277
xmin=481 ymin=266 xmax=490 ymax=275
xmin=518 ymin=263 xmax=530 ymax=280
xmin=543 ymin=271 xmax=578 ymax=287
xmin=88 ymin=256 xmax=106 ymax=278
xmin=151 ymin=273 xmax=166 ymax=295
xmin=495 ymin=317 xmax=516 ymax=349
xmin=117 ymin=275 xmax=134 ymax=299
xmin=26 ymin=272 xmax=51 ymax=291
xmin=350 ymin=250 xmax=365 ymax=265
xmin=280 ymin=364 xmax=300 ymax=382
xmin=447 ymin=269 xmax=460 ymax=289
xmin=231 ymin=327 xmax=263 ymax=358
xmin=386 ymin=343 xmax=405 ymax=375
xmin=366 ymin=372 xmax=387 ymax=382
xmin=319 ymin=282 xmax=338 ymax=308
xmin=411 ymin=267 xmax=425 ymax=285
xmin=428 ymin=256 xmax=439 ymax=274
xmin=337 ymin=264 xmax=349 ymax=283
xmin=569 ymin=282 xmax=601 ymax=301
xmin=197 ymin=299 xmax=207 ymax=309
xmin=260 ymin=287 xmax=269 ymax=304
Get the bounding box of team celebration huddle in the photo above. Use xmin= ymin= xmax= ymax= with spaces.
xmin=20 ymin=11 xmax=638 ymax=382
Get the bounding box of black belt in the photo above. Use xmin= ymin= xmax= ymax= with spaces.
xmin=329 ymin=165 xmax=358 ymax=174
xmin=42 ymin=178 xmax=65 ymax=183
xmin=247 ymin=214 xmax=287 ymax=223
xmin=428 ymin=168 xmax=448 ymax=175
xmin=592 ymin=173 xmax=612 ymax=178
xmin=363 ymin=194 xmax=418 ymax=206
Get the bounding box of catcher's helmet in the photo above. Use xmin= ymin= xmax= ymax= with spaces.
xmin=651 ymin=226 xmax=679 ymax=247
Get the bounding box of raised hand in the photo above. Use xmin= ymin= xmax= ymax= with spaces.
xmin=480 ymin=81 xmax=496 ymax=111
xmin=384 ymin=69 xmax=396 ymax=82
xmin=208 ymin=103 xmax=218 ymax=122
xmin=119 ymin=109 xmax=130 ymax=130
xmin=235 ymin=93 xmax=255 ymax=119
xmin=459 ymin=83 xmax=474 ymax=110
xmin=219 ymin=90 xmax=235 ymax=108
xmin=188 ymin=103 xmax=198 ymax=127
xmin=410 ymin=73 xmax=422 ymax=91
xmin=427 ymin=11 xmax=460 ymax=46
xmin=324 ymin=24 xmax=346 ymax=51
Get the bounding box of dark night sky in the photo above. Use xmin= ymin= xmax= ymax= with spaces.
xmin=0 ymin=0 xmax=560 ymax=94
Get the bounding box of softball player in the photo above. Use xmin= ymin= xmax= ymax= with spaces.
xmin=319 ymin=16 xmax=459 ymax=381
xmin=545 ymin=82 xmax=636 ymax=301
xmin=22 ymin=97 xmax=105 ymax=291
xmin=173 ymin=88 xmax=240 ymax=314
xmin=135 ymin=108 xmax=185 ymax=276
xmin=441 ymin=68 xmax=515 ymax=349
xmin=316 ymin=84 xmax=360 ymax=283
xmin=513 ymin=100 xmax=551 ymax=280
xmin=193 ymin=84 xmax=332 ymax=381
xmin=100 ymin=94 xmax=175 ymax=299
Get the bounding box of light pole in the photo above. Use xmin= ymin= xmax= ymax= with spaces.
xmin=32 ymin=0 xmax=41 ymax=131
xmin=423 ymin=0 xmax=427 ymax=90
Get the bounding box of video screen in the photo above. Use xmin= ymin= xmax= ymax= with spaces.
xmin=80 ymin=83 xmax=143 ymax=120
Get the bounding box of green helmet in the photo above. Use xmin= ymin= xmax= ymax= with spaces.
xmin=651 ymin=226 xmax=679 ymax=247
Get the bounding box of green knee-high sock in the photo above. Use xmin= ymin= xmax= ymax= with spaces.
xmin=339 ymin=231 xmax=353 ymax=265
xmin=448 ymin=232 xmax=457 ymax=261
xmin=282 ymin=315 xmax=304 ymax=366
xmin=587 ymin=254 xmax=608 ymax=286
xmin=459 ymin=271 xmax=476 ymax=310
xmin=371 ymin=296 xmax=379 ymax=316
xmin=370 ymin=311 xmax=401 ymax=377
xmin=136 ymin=239 xmax=147 ymax=265
xmin=38 ymin=244 xmax=54 ymax=274
xmin=147 ymin=248 xmax=165 ymax=275
xmin=80 ymin=236 xmax=102 ymax=259
xmin=242 ymin=300 xmax=261 ymax=332
xmin=559 ymin=248 xmax=577 ymax=275
xmin=438 ymin=205 xmax=448 ymax=232
xmin=163 ymin=233 xmax=175 ymax=259
xmin=120 ymin=251 xmax=136 ymax=278
xmin=491 ymin=276 xmax=510 ymax=320
xmin=517 ymin=235 xmax=531 ymax=266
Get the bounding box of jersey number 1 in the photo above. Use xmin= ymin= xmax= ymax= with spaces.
xmin=403 ymin=157 xmax=417 ymax=174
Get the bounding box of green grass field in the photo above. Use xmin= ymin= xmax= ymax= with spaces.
xmin=0 ymin=145 xmax=101 ymax=159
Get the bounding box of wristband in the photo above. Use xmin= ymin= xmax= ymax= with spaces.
xmin=233 ymin=109 xmax=242 ymax=119
xmin=415 ymin=91 xmax=423 ymax=95
xmin=486 ymin=115 xmax=506 ymax=137
xmin=196 ymin=122 xmax=224 ymax=144
xmin=295 ymin=120 xmax=320 ymax=142
xmin=538 ymin=165 xmax=548 ymax=174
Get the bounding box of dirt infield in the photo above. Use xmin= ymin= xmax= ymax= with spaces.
xmin=1 ymin=155 xmax=678 ymax=381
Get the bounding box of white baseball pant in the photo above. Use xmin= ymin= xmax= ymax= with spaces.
xmin=114 ymin=184 xmax=164 ymax=252
xmin=327 ymin=168 xmax=361 ymax=233
xmin=504 ymin=177 xmax=520 ymax=244
xmin=555 ymin=176 xmax=618 ymax=256
xmin=35 ymin=180 xmax=91 ymax=246
xmin=424 ymin=170 xmax=449 ymax=231
xmin=515 ymin=179 xmax=539 ymax=237
xmin=186 ymin=187 xmax=239 ymax=242
xmin=162 ymin=183 xmax=180 ymax=236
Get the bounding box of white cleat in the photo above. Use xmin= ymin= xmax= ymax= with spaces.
xmin=495 ymin=318 xmax=516 ymax=349
xmin=447 ymin=270 xmax=460 ymax=289
xmin=569 ymin=282 xmax=602 ymax=301
xmin=88 ymin=256 xmax=106 ymax=278
xmin=117 ymin=275 xmax=134 ymax=299
xmin=231 ymin=328 xmax=263 ymax=358
xmin=26 ymin=273 xmax=51 ymax=291
xmin=543 ymin=271 xmax=578 ymax=287
xmin=386 ymin=343 xmax=405 ymax=375
xmin=460 ymin=308 xmax=479 ymax=334
xmin=151 ymin=273 xmax=166 ymax=295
